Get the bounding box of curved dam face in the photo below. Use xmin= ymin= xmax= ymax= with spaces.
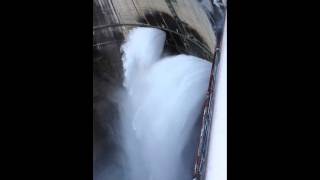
xmin=93 ymin=0 xmax=225 ymax=179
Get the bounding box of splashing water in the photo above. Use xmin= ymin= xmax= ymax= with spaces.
xmin=119 ymin=27 xmax=212 ymax=180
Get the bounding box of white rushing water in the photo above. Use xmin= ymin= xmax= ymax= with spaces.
xmin=119 ymin=27 xmax=212 ymax=180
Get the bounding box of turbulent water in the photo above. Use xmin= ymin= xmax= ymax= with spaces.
xmin=118 ymin=27 xmax=212 ymax=180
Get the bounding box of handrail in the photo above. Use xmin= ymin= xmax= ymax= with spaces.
xmin=192 ymin=10 xmax=226 ymax=179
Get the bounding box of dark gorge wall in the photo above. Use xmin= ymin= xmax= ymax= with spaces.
xmin=93 ymin=1 xmax=125 ymax=178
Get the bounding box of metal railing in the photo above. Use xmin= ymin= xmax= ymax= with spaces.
xmin=192 ymin=46 xmax=221 ymax=180
xmin=192 ymin=6 xmax=226 ymax=178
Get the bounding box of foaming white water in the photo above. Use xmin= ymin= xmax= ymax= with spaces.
xmin=120 ymin=27 xmax=212 ymax=180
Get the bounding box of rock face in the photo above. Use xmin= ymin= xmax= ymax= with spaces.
xmin=93 ymin=0 xmax=225 ymax=179
xmin=93 ymin=1 xmax=125 ymax=178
